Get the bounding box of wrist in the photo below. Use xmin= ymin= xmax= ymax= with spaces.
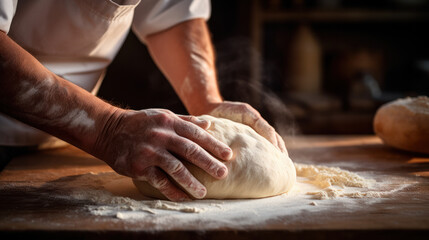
xmin=187 ymin=98 xmax=223 ymax=116
xmin=89 ymin=106 xmax=127 ymax=160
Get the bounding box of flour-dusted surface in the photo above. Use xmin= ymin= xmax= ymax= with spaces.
xmin=37 ymin=161 xmax=414 ymax=230
xmin=1 ymin=135 xmax=428 ymax=233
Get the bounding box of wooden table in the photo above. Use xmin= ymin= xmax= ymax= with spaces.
xmin=1 ymin=135 xmax=428 ymax=239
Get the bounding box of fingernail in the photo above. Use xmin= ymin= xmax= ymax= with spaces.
xmin=217 ymin=167 xmax=227 ymax=178
xmin=196 ymin=117 xmax=207 ymax=124
xmin=222 ymin=148 xmax=233 ymax=159
xmin=196 ymin=188 xmax=207 ymax=199
xmin=199 ymin=119 xmax=211 ymax=129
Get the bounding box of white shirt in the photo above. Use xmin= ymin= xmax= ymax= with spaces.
xmin=0 ymin=0 xmax=210 ymax=147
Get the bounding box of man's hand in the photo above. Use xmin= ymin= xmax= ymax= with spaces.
xmin=94 ymin=109 xmax=233 ymax=201
xmin=208 ymin=101 xmax=287 ymax=154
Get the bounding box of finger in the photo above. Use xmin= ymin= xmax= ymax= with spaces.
xmin=177 ymin=115 xmax=211 ymax=130
xmin=254 ymin=118 xmax=279 ymax=146
xmin=168 ymin=135 xmax=229 ymax=179
xmin=174 ymin=119 xmax=233 ymax=161
xmin=238 ymin=109 xmax=279 ymax=146
xmin=138 ymin=167 xmax=191 ymax=201
xmin=157 ymin=152 xmax=207 ymax=199
xmin=276 ymin=133 xmax=287 ymax=154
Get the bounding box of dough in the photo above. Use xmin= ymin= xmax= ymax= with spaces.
xmin=133 ymin=115 xmax=296 ymax=199
xmin=373 ymin=96 xmax=429 ymax=154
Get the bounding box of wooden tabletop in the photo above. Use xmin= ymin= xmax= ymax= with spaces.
xmin=0 ymin=135 xmax=428 ymax=239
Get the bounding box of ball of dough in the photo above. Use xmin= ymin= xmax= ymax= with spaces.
xmin=133 ymin=115 xmax=296 ymax=199
xmin=373 ymin=96 xmax=429 ymax=154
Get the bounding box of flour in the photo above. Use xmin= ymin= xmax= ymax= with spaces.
xmin=180 ymin=76 xmax=193 ymax=97
xmin=294 ymin=163 xmax=379 ymax=200
xmin=42 ymin=167 xmax=414 ymax=229
xmin=19 ymin=77 xmax=54 ymax=103
xmin=295 ymin=163 xmax=371 ymax=188
xmin=182 ymin=41 xmax=219 ymax=104
xmin=189 ymin=42 xmax=214 ymax=81
xmin=57 ymin=173 xmax=205 ymax=216
xmin=46 ymin=104 xmax=62 ymax=116
xmin=148 ymin=200 xmax=205 ymax=213
xmin=63 ymin=109 xmax=95 ymax=129
xmin=17 ymin=77 xmax=95 ymax=130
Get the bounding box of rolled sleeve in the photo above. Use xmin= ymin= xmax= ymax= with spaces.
xmin=132 ymin=0 xmax=210 ymax=43
xmin=0 ymin=0 xmax=17 ymax=34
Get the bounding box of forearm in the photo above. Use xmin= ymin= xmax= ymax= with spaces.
xmin=0 ymin=32 xmax=121 ymax=153
xmin=146 ymin=19 xmax=222 ymax=116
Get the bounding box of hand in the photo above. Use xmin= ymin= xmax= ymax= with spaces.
xmin=94 ymin=109 xmax=233 ymax=201
xmin=208 ymin=101 xmax=287 ymax=154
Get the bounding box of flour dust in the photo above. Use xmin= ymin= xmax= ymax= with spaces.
xmin=39 ymin=162 xmax=416 ymax=230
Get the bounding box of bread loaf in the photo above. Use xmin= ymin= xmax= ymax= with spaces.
xmin=373 ymin=96 xmax=429 ymax=154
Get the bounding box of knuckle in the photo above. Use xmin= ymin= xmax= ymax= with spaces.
xmin=192 ymin=127 xmax=204 ymax=139
xmin=203 ymin=160 xmax=217 ymax=174
xmin=188 ymin=115 xmax=197 ymax=123
xmin=239 ymin=104 xmax=249 ymax=112
xmin=141 ymin=167 xmax=170 ymax=190
xmin=154 ymin=177 xmax=170 ymax=190
xmin=169 ymin=161 xmax=187 ymax=177
xmin=244 ymin=103 xmax=260 ymax=116
xmin=267 ymin=124 xmax=275 ymax=132
xmin=156 ymin=112 xmax=173 ymax=126
xmin=242 ymin=103 xmax=254 ymax=113
xmin=161 ymin=109 xmax=174 ymax=115
xmin=184 ymin=144 xmax=200 ymax=159
xmin=147 ymin=129 xmax=166 ymax=140
xmin=140 ymin=146 xmax=158 ymax=160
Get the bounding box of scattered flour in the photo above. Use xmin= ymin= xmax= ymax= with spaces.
xmin=40 ymin=163 xmax=413 ymax=227
xmin=294 ymin=163 xmax=382 ymax=200
xmin=57 ymin=173 xmax=205 ymax=215
xmin=148 ymin=200 xmax=205 ymax=213
xmin=295 ymin=163 xmax=371 ymax=188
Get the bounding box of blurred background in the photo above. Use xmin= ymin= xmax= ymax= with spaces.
xmin=98 ymin=0 xmax=429 ymax=136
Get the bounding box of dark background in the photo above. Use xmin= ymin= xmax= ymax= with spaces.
xmin=98 ymin=0 xmax=429 ymax=135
